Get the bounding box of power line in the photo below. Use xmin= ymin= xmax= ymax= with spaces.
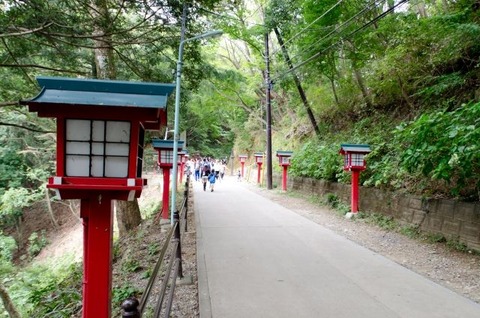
xmin=269 ymin=0 xmax=345 ymax=57
xmin=271 ymin=0 xmax=410 ymax=82
xmin=199 ymin=7 xmax=265 ymax=28
xmin=280 ymin=0 xmax=384 ymax=66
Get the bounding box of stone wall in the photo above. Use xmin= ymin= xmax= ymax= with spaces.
xmin=272 ymin=174 xmax=480 ymax=251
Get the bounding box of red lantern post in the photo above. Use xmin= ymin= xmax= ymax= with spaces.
xmin=239 ymin=154 xmax=248 ymax=178
xmin=179 ymin=150 xmax=188 ymax=184
xmin=22 ymin=76 xmax=174 ymax=318
xmin=254 ymin=152 xmax=264 ymax=184
xmin=276 ymin=151 xmax=293 ymax=191
xmin=152 ymin=140 xmax=184 ymax=220
xmin=339 ymin=144 xmax=371 ymax=217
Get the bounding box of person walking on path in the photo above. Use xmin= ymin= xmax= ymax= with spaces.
xmin=219 ymin=162 xmax=226 ymax=181
xmin=194 ymin=159 xmax=201 ymax=181
xmin=201 ymin=170 xmax=208 ymax=191
xmin=208 ymin=169 xmax=217 ymax=192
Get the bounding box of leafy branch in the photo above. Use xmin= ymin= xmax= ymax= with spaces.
xmin=0 ymin=122 xmax=54 ymax=134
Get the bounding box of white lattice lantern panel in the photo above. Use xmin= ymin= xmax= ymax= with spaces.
xmin=65 ymin=119 xmax=131 ymax=177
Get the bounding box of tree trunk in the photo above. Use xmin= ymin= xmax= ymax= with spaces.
xmin=346 ymin=40 xmax=373 ymax=109
xmin=115 ymin=199 xmax=142 ymax=237
xmin=396 ymin=74 xmax=414 ymax=109
xmin=352 ymin=66 xmax=373 ymax=109
xmin=441 ymin=0 xmax=449 ymax=13
xmin=45 ymin=188 xmax=58 ymax=228
xmin=0 ymin=283 xmax=21 ymax=318
xmin=274 ymin=27 xmax=320 ymax=137
xmin=90 ymin=0 xmax=142 ymax=237
xmin=416 ymin=2 xmax=428 ymax=18
xmin=91 ymin=0 xmax=116 ymax=80
xmin=329 ymin=76 xmax=340 ymax=106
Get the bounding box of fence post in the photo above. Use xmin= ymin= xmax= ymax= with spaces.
xmin=173 ymin=211 xmax=184 ymax=279
xmin=121 ymin=297 xmax=140 ymax=318
xmin=183 ymin=186 xmax=188 ymax=232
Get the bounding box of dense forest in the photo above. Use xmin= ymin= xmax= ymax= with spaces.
xmin=0 ymin=0 xmax=479 ymax=315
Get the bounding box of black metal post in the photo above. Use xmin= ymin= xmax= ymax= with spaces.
xmin=173 ymin=211 xmax=184 ymax=279
xmin=183 ymin=187 xmax=188 ymax=232
xmin=265 ymin=32 xmax=273 ymax=189
xmin=121 ymin=297 xmax=140 ymax=318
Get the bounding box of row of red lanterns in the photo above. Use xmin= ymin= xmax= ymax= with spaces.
xmin=238 ymin=145 xmax=372 ymax=216
xmin=22 ymin=76 xmax=372 ymax=318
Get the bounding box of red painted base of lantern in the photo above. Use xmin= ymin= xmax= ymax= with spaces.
xmin=45 ymin=178 xmax=149 ymax=317
xmin=281 ymin=166 xmax=288 ymax=191
xmin=257 ymin=163 xmax=263 ymax=184
xmin=180 ymin=162 xmax=185 ymax=184
xmin=240 ymin=163 xmax=245 ymax=178
xmin=47 ymin=177 xmax=146 ymax=200
xmin=80 ymin=197 xmax=114 ymax=318
xmin=162 ymin=168 xmax=171 ymax=219
xmin=351 ymin=170 xmax=360 ymax=213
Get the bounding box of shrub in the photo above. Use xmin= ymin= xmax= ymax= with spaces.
xmin=395 ymin=102 xmax=480 ymax=199
xmin=27 ymin=231 xmax=48 ymax=258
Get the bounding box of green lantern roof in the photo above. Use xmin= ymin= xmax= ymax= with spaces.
xmin=22 ymin=76 xmax=175 ymax=109
xmin=276 ymin=150 xmax=293 ymax=157
xmin=339 ymin=144 xmax=371 ymax=154
xmin=152 ymin=139 xmax=184 ymax=150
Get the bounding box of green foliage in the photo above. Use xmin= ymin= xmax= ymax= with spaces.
xmin=425 ymin=233 xmax=447 ymax=244
xmin=185 ymin=68 xmax=248 ymax=157
xmin=7 ymin=258 xmax=82 ymax=317
xmin=0 ymin=232 xmax=16 ymax=276
xmin=147 ymin=242 xmax=160 ymax=256
xmin=289 ymin=140 xmax=343 ymax=181
xmin=0 ymin=232 xmax=16 ymax=263
xmin=27 ymin=230 xmax=48 ymax=259
xmin=26 ymin=265 xmax=82 ymax=318
xmin=395 ymin=102 xmax=480 ymax=198
xmin=446 ymin=236 xmax=469 ymax=252
xmin=0 ymin=145 xmax=27 ymax=189
xmin=142 ymin=268 xmax=152 ymax=279
xmin=122 ymin=258 xmax=141 ymax=273
xmin=140 ymin=200 xmax=161 ymax=219
xmin=0 ymin=187 xmax=39 ymax=226
xmin=320 ymin=193 xmax=350 ymax=215
xmin=112 ymin=284 xmax=140 ymax=306
xmin=360 ymin=213 xmax=397 ymax=231
xmin=288 ymin=99 xmax=479 ymax=200
xmin=325 ymin=193 xmax=340 ymax=208
xmin=399 ymin=225 xmax=420 ymax=239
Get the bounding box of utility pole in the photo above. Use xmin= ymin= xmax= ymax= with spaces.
xmin=265 ymin=32 xmax=273 ymax=190
xmin=274 ymin=27 xmax=320 ymax=137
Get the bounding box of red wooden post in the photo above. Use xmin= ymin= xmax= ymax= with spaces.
xmin=239 ymin=155 xmax=247 ymax=178
xmin=282 ymin=165 xmax=288 ymax=191
xmin=180 ymin=162 xmax=185 ymax=183
xmin=351 ymin=170 xmax=360 ymax=213
xmin=254 ymin=152 xmax=264 ymax=185
xmin=179 ymin=152 xmax=186 ymax=184
xmin=162 ymin=168 xmax=171 ymax=219
xmin=80 ymin=197 xmax=114 ymax=317
xmin=257 ymin=163 xmax=263 ymax=184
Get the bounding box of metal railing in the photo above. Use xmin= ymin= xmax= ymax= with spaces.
xmin=121 ymin=175 xmax=190 ymax=317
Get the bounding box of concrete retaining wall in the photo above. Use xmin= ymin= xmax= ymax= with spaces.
xmin=271 ymin=174 xmax=480 ymax=251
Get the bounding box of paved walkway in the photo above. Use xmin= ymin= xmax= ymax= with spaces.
xmin=194 ymin=176 xmax=480 ymax=318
